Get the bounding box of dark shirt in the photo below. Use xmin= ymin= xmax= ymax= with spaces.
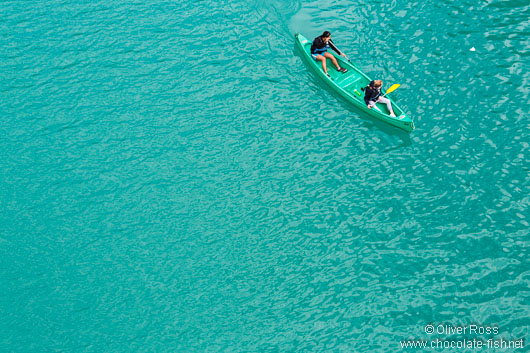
xmin=310 ymin=36 xmax=342 ymax=55
xmin=363 ymin=81 xmax=381 ymax=105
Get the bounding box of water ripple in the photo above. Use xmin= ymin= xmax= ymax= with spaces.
xmin=0 ymin=0 xmax=528 ymax=351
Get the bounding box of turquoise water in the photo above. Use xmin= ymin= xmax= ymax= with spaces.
xmin=1 ymin=0 xmax=529 ymax=351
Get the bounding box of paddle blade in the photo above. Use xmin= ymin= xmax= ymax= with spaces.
xmin=385 ymin=84 xmax=401 ymax=95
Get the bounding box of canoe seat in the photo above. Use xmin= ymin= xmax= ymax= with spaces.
xmin=335 ymin=74 xmax=356 ymax=85
xmin=342 ymin=77 xmax=362 ymax=90
xmin=336 ymin=75 xmax=361 ymax=89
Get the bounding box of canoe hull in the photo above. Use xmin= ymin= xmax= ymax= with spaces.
xmin=294 ymin=33 xmax=414 ymax=132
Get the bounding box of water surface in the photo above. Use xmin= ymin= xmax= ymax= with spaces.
xmin=1 ymin=0 xmax=529 ymax=351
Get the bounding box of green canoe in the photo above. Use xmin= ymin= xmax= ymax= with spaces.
xmin=294 ymin=33 xmax=414 ymax=132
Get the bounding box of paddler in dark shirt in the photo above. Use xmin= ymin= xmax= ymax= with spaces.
xmin=310 ymin=31 xmax=348 ymax=78
xmin=362 ymin=80 xmax=396 ymax=117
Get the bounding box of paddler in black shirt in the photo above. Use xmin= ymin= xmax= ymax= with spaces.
xmin=362 ymin=80 xmax=396 ymax=117
xmin=310 ymin=31 xmax=348 ymax=77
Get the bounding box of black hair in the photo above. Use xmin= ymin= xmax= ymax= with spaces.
xmin=322 ymin=31 xmax=331 ymax=38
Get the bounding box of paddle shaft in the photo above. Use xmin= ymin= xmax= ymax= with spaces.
xmin=329 ymin=40 xmax=353 ymax=64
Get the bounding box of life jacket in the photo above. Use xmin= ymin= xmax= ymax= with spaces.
xmin=310 ymin=36 xmax=330 ymax=55
xmin=362 ymin=80 xmax=381 ymax=104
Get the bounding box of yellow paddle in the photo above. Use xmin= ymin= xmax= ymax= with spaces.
xmin=383 ymin=84 xmax=400 ymax=96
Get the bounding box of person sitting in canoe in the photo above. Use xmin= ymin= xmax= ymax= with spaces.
xmin=310 ymin=31 xmax=348 ymax=77
xmin=362 ymin=80 xmax=396 ymax=117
